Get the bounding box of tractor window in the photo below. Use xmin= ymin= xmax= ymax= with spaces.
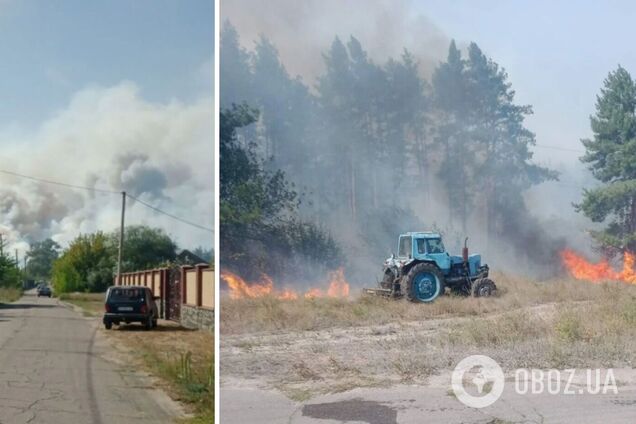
xmin=416 ymin=239 xmax=427 ymax=254
xmin=426 ymin=238 xmax=445 ymax=254
xmin=398 ymin=236 xmax=412 ymax=258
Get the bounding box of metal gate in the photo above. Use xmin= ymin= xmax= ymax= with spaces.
xmin=164 ymin=267 xmax=181 ymax=321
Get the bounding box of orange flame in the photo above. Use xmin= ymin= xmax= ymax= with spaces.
xmin=560 ymin=249 xmax=636 ymax=284
xmin=220 ymin=271 xmax=273 ymax=299
xmin=221 ymin=267 xmax=351 ymax=300
xmin=326 ymin=268 xmax=350 ymax=297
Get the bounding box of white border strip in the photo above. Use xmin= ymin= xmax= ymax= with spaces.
xmin=214 ymin=0 xmax=220 ymax=421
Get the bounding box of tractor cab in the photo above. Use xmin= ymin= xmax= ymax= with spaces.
xmin=397 ymin=232 xmax=451 ymax=272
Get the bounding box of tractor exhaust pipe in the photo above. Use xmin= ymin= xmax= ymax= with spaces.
xmin=462 ymin=237 xmax=469 ymax=263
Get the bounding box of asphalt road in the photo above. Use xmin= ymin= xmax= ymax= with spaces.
xmin=221 ymin=371 xmax=636 ymax=424
xmin=0 ymin=291 xmax=180 ymax=424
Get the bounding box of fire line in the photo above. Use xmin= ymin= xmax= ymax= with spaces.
xmin=220 ymin=268 xmax=351 ymax=300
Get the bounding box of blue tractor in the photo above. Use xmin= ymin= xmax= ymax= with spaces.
xmin=365 ymin=232 xmax=496 ymax=302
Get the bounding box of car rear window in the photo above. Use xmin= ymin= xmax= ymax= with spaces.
xmin=109 ymin=288 xmax=146 ymax=301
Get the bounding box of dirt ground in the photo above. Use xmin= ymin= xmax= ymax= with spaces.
xmin=220 ymin=274 xmax=636 ymax=400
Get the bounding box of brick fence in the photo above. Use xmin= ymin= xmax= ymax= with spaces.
xmin=117 ymin=264 xmax=214 ymax=331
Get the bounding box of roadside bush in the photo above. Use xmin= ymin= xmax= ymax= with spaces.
xmin=52 ymin=255 xmax=82 ymax=293
xmin=52 ymin=232 xmax=114 ymax=294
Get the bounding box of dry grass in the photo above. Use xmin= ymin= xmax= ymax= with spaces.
xmin=221 ymin=272 xmax=623 ymax=335
xmin=58 ymin=292 xmax=105 ymax=316
xmin=220 ymin=273 xmax=636 ymax=398
xmin=0 ymin=287 xmax=22 ymax=303
xmin=66 ymin=297 xmax=214 ymax=423
xmin=106 ymin=322 xmax=214 ymax=423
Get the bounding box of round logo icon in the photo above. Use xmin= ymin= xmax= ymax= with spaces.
xmin=451 ymin=355 xmax=505 ymax=408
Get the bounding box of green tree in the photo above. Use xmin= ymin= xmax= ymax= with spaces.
xmin=432 ymin=40 xmax=472 ymax=231
xmin=220 ymin=104 xmax=341 ymax=279
xmin=577 ymin=66 xmax=636 ymax=253
xmin=52 ymin=232 xmax=115 ymax=293
xmin=463 ymin=43 xmax=557 ymax=241
xmin=433 ymin=41 xmax=557 ymax=241
xmin=26 ymin=239 xmax=60 ymax=280
xmin=192 ymin=247 xmax=213 ymax=263
xmin=220 ymin=21 xmax=253 ymax=107
xmin=114 ymin=225 xmax=177 ymax=271
xmin=0 ymin=255 xmax=20 ymax=287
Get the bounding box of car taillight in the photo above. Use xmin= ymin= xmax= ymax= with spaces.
xmin=105 ymin=304 xmax=111 ymax=313
xmin=140 ymin=304 xmax=147 ymax=314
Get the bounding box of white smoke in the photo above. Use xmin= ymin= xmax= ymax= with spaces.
xmin=0 ymin=81 xmax=213 ymax=257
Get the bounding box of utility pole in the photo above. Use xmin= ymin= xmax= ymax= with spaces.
xmin=0 ymin=234 xmax=4 ymax=257
xmin=117 ymin=191 xmax=126 ymax=285
xmin=14 ymin=249 xmax=18 ymax=266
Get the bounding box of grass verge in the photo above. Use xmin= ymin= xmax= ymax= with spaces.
xmin=0 ymin=287 xmax=22 ymax=303
xmin=107 ymin=323 xmax=214 ymax=423
xmin=67 ymin=298 xmax=214 ymax=422
xmin=57 ymin=292 xmax=105 ymax=316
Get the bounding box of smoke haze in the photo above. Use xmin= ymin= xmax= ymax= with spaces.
xmin=0 ymin=82 xmax=213 ymax=256
xmin=221 ymin=0 xmax=450 ymax=82
xmin=220 ymin=0 xmax=606 ymax=285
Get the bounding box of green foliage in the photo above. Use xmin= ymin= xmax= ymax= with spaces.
xmin=578 ymin=66 xmax=636 ymax=252
xmin=26 ymin=238 xmax=60 ymax=280
xmin=112 ymin=225 xmax=177 ymax=272
xmin=191 ymin=247 xmax=213 ymax=263
xmin=220 ymin=104 xmax=341 ymax=279
xmin=0 ymin=254 xmax=20 ymax=288
xmin=52 ymin=232 xmax=115 ymax=293
xmin=52 ymin=225 xmax=179 ymax=293
xmin=433 ymin=41 xmax=558 ymax=233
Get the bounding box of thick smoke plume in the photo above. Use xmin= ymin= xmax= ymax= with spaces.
xmin=0 ymin=82 xmax=213 ymax=256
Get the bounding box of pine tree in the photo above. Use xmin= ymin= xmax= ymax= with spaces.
xmin=220 ymin=21 xmax=253 ymax=107
xmin=578 ymin=66 xmax=636 ymax=253
xmin=432 ymin=40 xmax=472 ymax=232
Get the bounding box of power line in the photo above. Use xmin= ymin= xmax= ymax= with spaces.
xmin=0 ymin=169 xmax=120 ymax=194
xmin=534 ymin=144 xmax=585 ymax=153
xmin=127 ymin=194 xmax=214 ymax=233
xmin=0 ymin=168 xmax=213 ymax=233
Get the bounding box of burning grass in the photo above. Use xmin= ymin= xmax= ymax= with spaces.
xmin=561 ymin=249 xmax=636 ymax=284
xmin=221 ymin=268 xmax=350 ymax=300
xmin=221 ymin=272 xmax=623 ymax=335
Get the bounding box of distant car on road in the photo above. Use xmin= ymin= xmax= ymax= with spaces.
xmin=103 ymin=286 xmax=159 ymax=330
xmin=37 ymin=286 xmax=52 ymax=297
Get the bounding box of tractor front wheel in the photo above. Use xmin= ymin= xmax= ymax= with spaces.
xmin=472 ymin=278 xmax=496 ymax=297
xmin=404 ymin=262 xmax=445 ymax=303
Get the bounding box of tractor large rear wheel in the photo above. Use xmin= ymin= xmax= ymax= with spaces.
xmin=472 ymin=278 xmax=496 ymax=297
xmin=404 ymin=262 xmax=445 ymax=303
